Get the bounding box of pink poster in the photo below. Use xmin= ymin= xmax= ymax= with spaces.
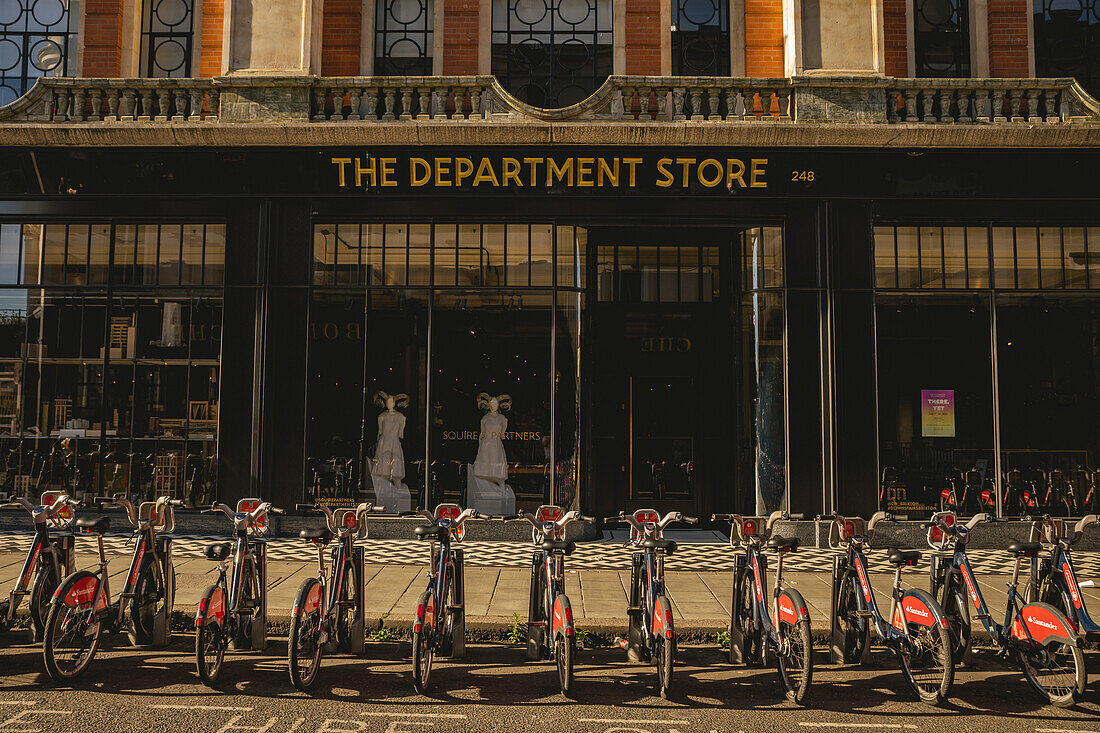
xmin=921 ymin=389 xmax=955 ymax=438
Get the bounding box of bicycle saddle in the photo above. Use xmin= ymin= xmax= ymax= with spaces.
xmin=299 ymin=527 xmax=333 ymax=544
xmin=74 ymin=517 xmax=110 ymax=534
xmin=642 ymin=538 xmax=677 ymax=554
xmin=204 ymin=542 xmax=233 ymax=561
xmin=414 ymin=524 xmax=447 ymax=540
xmin=767 ymin=535 xmax=800 ymax=552
xmin=541 ymin=539 xmax=576 ymax=555
xmin=887 ymin=548 xmax=921 ymax=566
xmin=1007 ymin=541 xmax=1041 ymax=557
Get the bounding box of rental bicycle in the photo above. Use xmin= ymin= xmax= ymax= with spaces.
xmin=1026 ymin=514 xmax=1100 ymax=642
xmin=287 ymin=501 xmax=380 ymax=691
xmin=927 ymin=511 xmax=1086 ymax=707
xmin=713 ymin=510 xmax=813 ymax=703
xmin=822 ymin=511 xmax=954 ymax=705
xmin=0 ymin=492 xmax=77 ymax=642
xmin=195 ymin=499 xmax=285 ymax=687
xmin=42 ymin=495 xmax=182 ymax=680
xmin=505 ymin=505 xmax=594 ymax=696
xmin=403 ymin=503 xmax=486 ymax=693
xmin=606 ymin=509 xmax=697 ymax=699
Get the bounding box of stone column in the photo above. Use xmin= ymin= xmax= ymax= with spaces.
xmin=224 ymin=0 xmax=324 ymax=75
xmin=789 ymin=0 xmax=886 ymax=77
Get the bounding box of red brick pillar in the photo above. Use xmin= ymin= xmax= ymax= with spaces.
xmin=744 ymin=0 xmax=784 ymax=76
xmin=321 ymin=0 xmax=363 ymax=76
xmin=443 ymin=0 xmax=479 ymax=74
xmin=883 ymin=0 xmax=909 ymax=77
xmin=81 ymin=0 xmax=124 ymax=76
xmin=988 ymin=0 xmax=1031 ymax=76
xmin=625 ymin=0 xmax=662 ymax=75
xmin=199 ymin=0 xmax=225 ymax=77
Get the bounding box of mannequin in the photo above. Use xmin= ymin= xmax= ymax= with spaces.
xmin=468 ymin=393 xmax=516 ymax=514
xmin=368 ymin=391 xmax=411 ymax=513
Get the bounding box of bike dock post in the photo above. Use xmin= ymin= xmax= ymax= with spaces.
xmin=55 ymin=533 xmax=75 ymax=577
xmin=349 ymin=545 xmax=366 ymax=654
xmin=626 ymin=552 xmax=644 ymax=663
xmin=151 ymin=534 xmax=173 ymax=646
xmin=234 ymin=541 xmax=267 ymax=651
xmin=729 ymin=553 xmax=745 ymax=664
xmin=829 ymin=553 xmax=845 ymax=664
xmin=451 ymin=548 xmax=466 ymax=658
xmin=526 ymin=549 xmax=543 ymax=661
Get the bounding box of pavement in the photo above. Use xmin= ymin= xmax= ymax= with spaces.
xmin=3 ymin=532 xmax=1100 ymax=637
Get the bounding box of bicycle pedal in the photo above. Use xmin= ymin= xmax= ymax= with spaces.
xmin=618 ymin=638 xmax=629 ymax=650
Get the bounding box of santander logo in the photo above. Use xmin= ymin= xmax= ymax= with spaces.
xmin=904 ymin=602 xmax=930 ymax=619
xmin=856 ymin=562 xmax=871 ymax=602
xmin=1027 ymin=614 xmax=1059 ymax=632
xmin=1063 ymin=565 xmax=1082 ymax=609
xmin=752 ymin=558 xmax=764 ymax=603
xmin=962 ymin=568 xmax=980 ymax=608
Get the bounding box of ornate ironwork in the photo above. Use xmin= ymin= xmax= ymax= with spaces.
xmin=671 ymin=0 xmax=730 ymax=76
xmin=1034 ymin=0 xmax=1100 ymax=98
xmin=140 ymin=0 xmax=195 ymax=78
xmin=375 ymin=0 xmax=434 ymax=75
xmin=0 ymin=0 xmax=75 ymax=106
xmin=492 ymin=0 xmax=613 ymax=109
xmin=914 ymin=0 xmax=971 ymax=77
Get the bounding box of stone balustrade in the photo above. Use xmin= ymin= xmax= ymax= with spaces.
xmin=0 ymin=75 xmax=1096 ymax=127
xmin=885 ymin=79 xmax=1099 ymax=124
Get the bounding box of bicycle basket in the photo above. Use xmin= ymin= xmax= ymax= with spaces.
xmin=138 ymin=500 xmax=174 ymax=532
xmin=334 ymin=508 xmax=367 ymax=540
xmin=631 ymin=509 xmax=660 ymax=543
xmin=828 ymin=516 xmax=866 ymax=549
xmin=926 ymin=511 xmax=956 ymax=551
xmin=40 ymin=490 xmax=73 ymax=529
xmin=535 ymin=505 xmax=564 ymax=541
xmin=237 ymin=498 xmax=268 ymax=536
xmin=435 ymin=503 xmax=464 ymax=541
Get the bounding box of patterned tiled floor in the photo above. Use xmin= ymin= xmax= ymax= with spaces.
xmin=2 ymin=530 xmax=1098 ymax=575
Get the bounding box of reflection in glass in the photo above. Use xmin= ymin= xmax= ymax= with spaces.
xmin=742 ymin=291 xmax=785 ymax=512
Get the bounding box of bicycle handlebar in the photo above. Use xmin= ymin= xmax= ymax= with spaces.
xmin=606 ymin=510 xmax=696 ymax=538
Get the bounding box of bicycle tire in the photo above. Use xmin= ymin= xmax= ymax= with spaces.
xmin=336 ymin=555 xmax=361 ymax=651
xmin=42 ymin=597 xmax=101 ymax=681
xmin=195 ymin=585 xmax=227 ymax=687
xmin=655 ymin=633 xmax=675 ymax=699
xmin=288 ymin=578 xmax=325 ymax=691
xmin=29 ymin=560 xmax=59 ymax=639
xmin=412 ymin=624 xmax=434 ymax=693
xmin=438 ymin=565 xmax=457 ymax=658
xmin=835 ymin=577 xmax=869 ymax=663
xmin=556 ymin=632 xmax=575 ymax=697
xmin=129 ymin=561 xmax=163 ymax=645
xmin=941 ymin=581 xmax=971 ymax=663
xmin=896 ymin=620 xmax=954 ymax=705
xmin=776 ymin=616 xmax=813 ymax=704
xmin=1038 ymin=577 xmax=1069 ymax=618
xmin=1020 ymin=638 xmax=1086 ymax=707
xmin=738 ymin=568 xmax=763 ymax=666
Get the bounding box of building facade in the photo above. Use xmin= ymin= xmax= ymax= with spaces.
xmin=0 ymin=0 xmax=1097 ymax=522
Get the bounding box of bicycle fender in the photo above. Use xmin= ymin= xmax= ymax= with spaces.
xmin=892 ymin=588 xmax=945 ymax=629
xmin=196 ymin=585 xmax=226 ymax=627
xmin=50 ymin=571 xmax=107 ymax=612
xmin=652 ymin=595 xmax=674 ymax=640
xmin=1013 ymin=602 xmax=1080 ymax=647
xmin=777 ymin=588 xmax=810 ymax=625
xmin=291 ymin=578 xmax=323 ymax=618
xmin=414 ymin=590 xmax=435 ymax=634
xmin=552 ymin=594 xmax=574 ymax=638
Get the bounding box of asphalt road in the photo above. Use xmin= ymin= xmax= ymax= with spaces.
xmin=1 ymin=637 xmax=1099 ymax=732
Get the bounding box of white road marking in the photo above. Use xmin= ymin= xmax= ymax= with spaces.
xmin=798 ymin=725 xmax=918 ymax=730
xmin=1037 ymin=729 xmax=1098 ymax=732
xmin=359 ymin=713 xmax=467 ymax=719
xmin=0 ymin=703 xmax=35 ymax=706
xmin=149 ymin=704 xmax=254 ymax=711
xmin=578 ymin=720 xmax=691 ymax=725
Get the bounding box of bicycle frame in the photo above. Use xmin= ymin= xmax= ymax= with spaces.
xmin=516 ymin=506 xmax=582 ymax=660
xmin=2 ymin=495 xmax=75 ymax=631
xmin=1030 ymin=516 xmax=1100 ymax=639
xmin=410 ymin=504 xmax=475 ymax=658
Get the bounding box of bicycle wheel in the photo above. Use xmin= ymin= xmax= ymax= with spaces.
xmin=437 ymin=567 xmax=457 ymax=658
xmin=897 ymin=621 xmax=954 ymax=705
xmin=130 ymin=561 xmax=164 ymax=645
xmin=336 ymin=557 xmax=361 ymax=651
xmin=941 ymin=583 xmax=971 ymax=664
xmin=776 ymin=616 xmax=813 ymax=704
xmin=555 ymin=633 xmax=575 ymax=697
xmin=195 ymin=585 xmax=228 ymax=687
xmin=737 ymin=570 xmax=763 ymax=666
xmin=42 ymin=599 xmax=101 ymax=680
xmin=835 ymin=578 xmax=869 ymax=663
xmin=411 ymin=624 xmax=434 ymax=693
xmin=1020 ymin=639 xmax=1086 ymax=708
xmin=288 ymin=579 xmax=324 ymax=691
xmin=29 ymin=561 xmax=59 ymax=638
xmin=655 ymin=633 xmax=675 ymax=699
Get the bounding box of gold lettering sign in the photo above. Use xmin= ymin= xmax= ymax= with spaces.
xmin=331 ymin=155 xmax=769 ymax=190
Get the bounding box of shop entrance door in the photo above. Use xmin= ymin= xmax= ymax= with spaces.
xmin=588 ymin=231 xmax=738 ymax=518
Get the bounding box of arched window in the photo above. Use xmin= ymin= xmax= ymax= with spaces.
xmin=375 ymin=0 xmax=433 ymax=75
xmin=140 ymin=0 xmax=196 ymax=78
xmin=671 ymin=0 xmax=730 ymax=76
xmin=0 ymin=0 xmax=77 ymax=106
xmin=914 ymin=0 xmax=971 ymax=77
xmin=1034 ymin=0 xmax=1099 ymax=97
xmin=492 ymin=0 xmax=613 ymax=109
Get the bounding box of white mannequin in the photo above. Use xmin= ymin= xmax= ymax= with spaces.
xmin=367 ymin=391 xmax=411 ymax=513
xmin=468 ymin=393 xmax=516 ymax=514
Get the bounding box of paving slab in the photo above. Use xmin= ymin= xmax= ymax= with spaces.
xmin=665 ymin=572 xmax=726 ymax=620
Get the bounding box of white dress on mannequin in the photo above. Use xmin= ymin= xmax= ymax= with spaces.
xmin=472 ymin=411 xmax=508 ymax=483
xmin=368 ymin=393 xmax=411 ymax=513
xmin=467 ymin=394 xmax=516 ymax=514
